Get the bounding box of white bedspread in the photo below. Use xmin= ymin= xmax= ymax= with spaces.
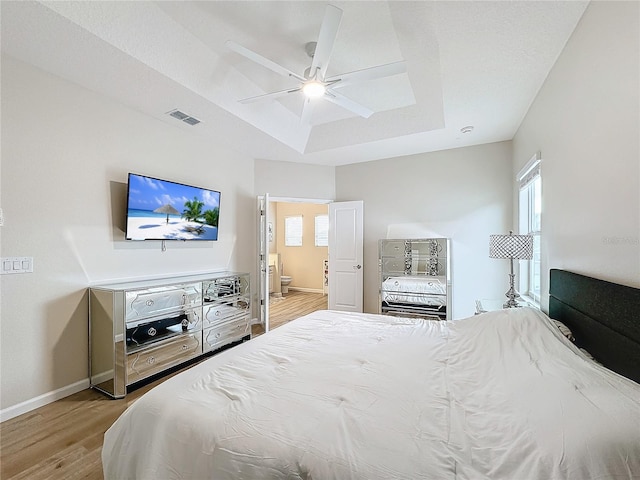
xmin=103 ymin=308 xmax=640 ymax=479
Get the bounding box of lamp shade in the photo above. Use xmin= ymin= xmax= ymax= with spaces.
xmin=489 ymin=232 xmax=533 ymax=259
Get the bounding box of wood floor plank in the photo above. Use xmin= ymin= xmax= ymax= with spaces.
xmin=1 ymin=291 xmax=327 ymax=479
xmin=253 ymin=290 xmax=328 ymax=335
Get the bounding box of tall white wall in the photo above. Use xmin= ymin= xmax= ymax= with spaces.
xmin=513 ymin=0 xmax=640 ymax=310
xmin=254 ymin=159 xmax=335 ymax=200
xmin=0 ymin=57 xmax=256 ymax=413
xmin=336 ymin=141 xmax=514 ymax=319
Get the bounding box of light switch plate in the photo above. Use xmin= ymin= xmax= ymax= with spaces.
xmin=1 ymin=257 xmax=33 ymax=274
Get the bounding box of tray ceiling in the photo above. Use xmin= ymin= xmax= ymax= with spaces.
xmin=0 ymin=1 xmax=589 ymax=166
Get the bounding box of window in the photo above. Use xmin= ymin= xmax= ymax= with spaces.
xmin=518 ymin=153 xmax=542 ymax=303
xmin=284 ymin=215 xmax=303 ymax=246
xmin=315 ymin=215 xmax=329 ymax=247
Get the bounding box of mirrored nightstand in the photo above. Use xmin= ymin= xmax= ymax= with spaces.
xmin=475 ymin=298 xmax=533 ymax=315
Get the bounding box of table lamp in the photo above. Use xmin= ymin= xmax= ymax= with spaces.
xmin=489 ymin=231 xmax=534 ymax=308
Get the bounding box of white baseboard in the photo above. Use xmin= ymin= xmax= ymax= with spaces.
xmin=0 ymin=378 xmax=90 ymax=423
xmin=288 ymin=287 xmax=323 ymax=294
xmin=92 ymin=370 xmax=114 ymax=386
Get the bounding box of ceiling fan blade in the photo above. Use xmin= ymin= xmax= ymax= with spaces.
xmin=324 ymin=90 xmax=374 ymax=118
xmin=300 ymin=97 xmax=316 ymax=125
xmin=310 ymin=5 xmax=342 ymax=79
xmin=326 ymin=61 xmax=407 ymax=88
xmin=239 ymin=86 xmax=302 ymax=104
xmin=226 ymin=40 xmax=306 ymax=82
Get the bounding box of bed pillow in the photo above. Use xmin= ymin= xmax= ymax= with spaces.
xmin=551 ymin=319 xmax=601 ymax=364
xmin=579 ymin=347 xmax=601 ymax=364
xmin=552 ymin=319 xmax=575 ymax=342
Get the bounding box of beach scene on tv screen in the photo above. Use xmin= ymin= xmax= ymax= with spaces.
xmin=126 ymin=174 xmax=219 ymax=240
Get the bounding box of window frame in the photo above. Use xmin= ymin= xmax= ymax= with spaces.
xmin=284 ymin=215 xmax=303 ymax=247
xmin=517 ymin=153 xmax=542 ymax=304
xmin=314 ymin=214 xmax=329 ymax=247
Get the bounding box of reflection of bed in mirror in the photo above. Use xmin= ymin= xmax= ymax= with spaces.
xmin=380 ymin=275 xmax=448 ymax=317
xmin=379 ymin=238 xmax=451 ymax=320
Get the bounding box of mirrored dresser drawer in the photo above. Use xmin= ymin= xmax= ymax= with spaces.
xmin=126 ymin=332 xmax=202 ymax=384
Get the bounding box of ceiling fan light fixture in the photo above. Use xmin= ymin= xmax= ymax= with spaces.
xmin=302 ymin=80 xmax=326 ymax=98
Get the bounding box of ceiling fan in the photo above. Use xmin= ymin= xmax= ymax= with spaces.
xmin=226 ymin=4 xmax=406 ymax=124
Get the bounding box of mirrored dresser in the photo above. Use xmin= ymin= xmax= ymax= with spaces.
xmin=379 ymin=238 xmax=451 ymax=320
xmin=89 ymin=271 xmax=250 ymax=398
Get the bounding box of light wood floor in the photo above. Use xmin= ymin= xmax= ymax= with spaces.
xmin=0 ymin=290 xmax=327 ymax=480
xmin=253 ymin=289 xmax=328 ymax=335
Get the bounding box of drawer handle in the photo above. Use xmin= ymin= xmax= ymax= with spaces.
xmin=147 ymin=327 xmax=157 ymax=337
xmin=215 ymin=332 xmax=221 ymax=338
xmin=181 ymin=344 xmax=188 ymax=351
xmin=146 ymin=299 xmax=154 ymax=306
xmin=147 ymin=356 xmax=156 ymax=365
xmin=215 ymin=311 xmax=221 ymax=316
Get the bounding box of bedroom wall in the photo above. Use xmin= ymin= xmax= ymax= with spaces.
xmin=335 ymin=141 xmax=514 ymax=319
xmin=513 ymin=0 xmax=640 ymax=310
xmin=254 ymin=159 xmax=336 ymax=201
xmin=0 ymin=56 xmax=256 ymax=416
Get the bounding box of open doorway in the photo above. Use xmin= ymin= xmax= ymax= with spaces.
xmin=255 ymin=196 xmax=364 ymax=336
xmin=253 ymin=197 xmax=330 ymax=336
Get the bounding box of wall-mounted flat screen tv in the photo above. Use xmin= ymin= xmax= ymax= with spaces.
xmin=125 ymin=173 xmax=220 ymax=241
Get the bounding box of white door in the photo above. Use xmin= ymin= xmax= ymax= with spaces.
xmin=257 ymin=194 xmax=270 ymax=331
xmin=328 ymin=201 xmax=364 ymax=312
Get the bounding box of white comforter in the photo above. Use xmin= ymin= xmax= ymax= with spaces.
xmin=103 ymin=308 xmax=640 ymax=479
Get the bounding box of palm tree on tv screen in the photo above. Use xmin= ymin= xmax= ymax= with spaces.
xmin=203 ymin=208 xmax=219 ymax=227
xmin=182 ymin=198 xmax=204 ymax=223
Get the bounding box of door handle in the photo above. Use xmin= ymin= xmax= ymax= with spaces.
xmin=353 ymin=264 xmax=362 ymax=270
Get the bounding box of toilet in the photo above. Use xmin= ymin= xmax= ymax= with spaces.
xmin=280 ymin=275 xmax=292 ymax=294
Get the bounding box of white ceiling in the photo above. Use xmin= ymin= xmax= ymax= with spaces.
xmin=0 ymin=1 xmax=589 ymax=166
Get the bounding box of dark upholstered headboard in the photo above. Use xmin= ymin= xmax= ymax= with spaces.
xmin=549 ymin=269 xmax=640 ymax=383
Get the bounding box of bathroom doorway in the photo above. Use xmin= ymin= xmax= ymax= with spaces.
xmin=263 ymin=198 xmax=329 ymax=331
xmin=256 ymin=195 xmax=364 ymax=332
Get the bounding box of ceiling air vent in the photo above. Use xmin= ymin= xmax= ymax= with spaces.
xmin=167 ymin=109 xmax=201 ymax=126
xmin=183 ymin=116 xmax=200 ymax=126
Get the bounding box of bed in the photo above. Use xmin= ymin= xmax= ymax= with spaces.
xmin=102 ymin=270 xmax=640 ymax=479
